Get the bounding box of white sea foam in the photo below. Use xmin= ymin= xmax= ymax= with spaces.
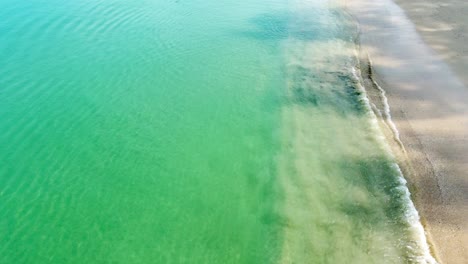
xmin=351 ymin=65 xmax=438 ymax=264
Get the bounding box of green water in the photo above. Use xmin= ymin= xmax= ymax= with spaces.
xmin=0 ymin=0 xmax=435 ymax=263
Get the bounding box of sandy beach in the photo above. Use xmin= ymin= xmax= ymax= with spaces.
xmin=393 ymin=0 xmax=468 ymax=88
xmin=346 ymin=0 xmax=468 ymax=263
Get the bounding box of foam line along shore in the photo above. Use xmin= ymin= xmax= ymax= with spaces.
xmin=346 ymin=0 xmax=468 ymax=263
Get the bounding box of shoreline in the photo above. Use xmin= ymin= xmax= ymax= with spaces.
xmin=351 ymin=63 xmax=438 ymax=264
xmin=346 ymin=0 xmax=468 ymax=263
xmin=355 ymin=53 xmax=441 ymax=262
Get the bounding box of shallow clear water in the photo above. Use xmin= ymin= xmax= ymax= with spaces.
xmin=0 ymin=0 xmax=433 ymax=263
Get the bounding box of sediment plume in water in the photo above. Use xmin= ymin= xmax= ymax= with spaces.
xmin=0 ymin=0 xmax=436 ymax=263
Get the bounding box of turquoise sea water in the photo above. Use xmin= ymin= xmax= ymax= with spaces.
xmin=0 ymin=0 xmax=435 ymax=263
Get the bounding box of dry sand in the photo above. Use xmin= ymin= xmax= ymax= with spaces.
xmin=346 ymin=0 xmax=468 ymax=263
xmin=393 ymin=0 xmax=468 ymax=88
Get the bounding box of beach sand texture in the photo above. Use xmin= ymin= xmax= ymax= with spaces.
xmin=393 ymin=0 xmax=468 ymax=88
xmin=347 ymin=0 xmax=468 ymax=263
